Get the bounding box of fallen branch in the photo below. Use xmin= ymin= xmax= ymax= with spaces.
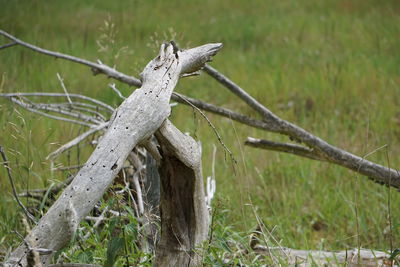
xmin=0 ymin=93 xmax=115 ymax=113
xmin=2 ymin=30 xmax=396 ymax=188
xmin=204 ymin=65 xmax=280 ymax=125
xmin=204 ymin=64 xmax=400 ymax=188
xmin=245 ymin=137 xmax=325 ymax=161
xmin=0 ymin=30 xmax=141 ymax=87
xmin=4 ymin=41 xmax=222 ymax=266
xmin=7 ymin=97 xmax=96 ymax=128
xmin=171 ymin=92 xmax=272 ymax=131
xmin=0 ymin=30 xmax=255 ymax=132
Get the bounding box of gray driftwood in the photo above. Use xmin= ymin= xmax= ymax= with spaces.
xmin=4 ymin=41 xmax=222 ymax=267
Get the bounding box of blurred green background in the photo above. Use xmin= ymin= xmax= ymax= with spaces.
xmin=1 ymin=0 xmax=399 ymax=258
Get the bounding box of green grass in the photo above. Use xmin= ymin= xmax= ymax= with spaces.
xmin=1 ymin=0 xmax=400 ymax=264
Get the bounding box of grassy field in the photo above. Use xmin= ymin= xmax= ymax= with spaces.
xmin=1 ymin=0 xmax=400 ymax=264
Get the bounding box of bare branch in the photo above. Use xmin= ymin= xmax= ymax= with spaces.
xmin=56 ymin=73 xmax=73 ymax=104
xmin=142 ymin=138 xmax=162 ymax=165
xmin=0 ymin=92 xmax=114 ymax=113
xmin=0 ymin=30 xmax=141 ymax=87
xmin=203 ymin=64 xmax=280 ymax=124
xmin=0 ymin=146 xmax=37 ymax=223
xmin=246 ymin=137 xmax=400 ymax=188
xmin=0 ymin=41 xmax=17 ymax=50
xmin=171 ymin=92 xmax=281 ymax=132
xmin=2 ymin=30 xmax=398 ymax=188
xmin=18 ymin=96 xmax=104 ymax=125
xmin=245 ymin=137 xmax=325 ymax=161
xmin=0 ymin=31 xmax=270 ymax=132
xmin=47 ymin=122 xmax=108 ymax=160
xmin=173 ymin=92 xmax=236 ymax=163
xmin=132 ymin=172 xmax=144 ymax=215
xmin=108 ymin=83 xmax=126 ymax=100
xmin=7 ymin=97 xmax=96 ymax=128
xmin=47 ymin=103 xmax=108 ymax=122
xmin=204 ymin=65 xmax=400 ymax=188
xmin=51 ymin=164 xmax=84 ymax=172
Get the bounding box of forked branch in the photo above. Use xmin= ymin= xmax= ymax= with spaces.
xmin=1 ymin=29 xmax=398 ymax=188
xmin=203 ymin=64 xmax=400 ymax=188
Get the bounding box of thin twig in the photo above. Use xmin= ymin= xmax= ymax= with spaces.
xmin=56 ymin=73 xmax=73 ymax=104
xmin=83 ymin=207 xmax=109 ymax=240
xmin=0 ymin=145 xmax=37 ymax=223
xmin=171 ymin=92 xmax=280 ymax=132
xmin=51 ymin=164 xmax=84 ymax=171
xmin=385 ymin=147 xmax=393 ymax=253
xmin=18 ymin=96 xmax=104 ymax=125
xmin=204 ymin=64 xmax=279 ymax=124
xmin=174 ymin=93 xmax=236 ymax=164
xmin=46 ymin=122 xmax=108 ymax=160
xmin=7 ymin=97 xmax=97 ymax=128
xmin=109 ymin=83 xmax=126 ymax=100
xmin=132 ymin=171 xmax=144 ymax=215
xmin=245 ymin=137 xmax=325 ymax=161
xmin=44 ymin=103 xmax=108 ymax=122
xmin=0 ymin=41 xmax=17 ymax=50
xmin=0 ymin=92 xmax=114 ymax=113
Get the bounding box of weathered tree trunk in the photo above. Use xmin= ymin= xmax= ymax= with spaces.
xmin=154 ymin=120 xmax=209 ymax=267
xmin=4 ymin=42 xmax=222 ymax=267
